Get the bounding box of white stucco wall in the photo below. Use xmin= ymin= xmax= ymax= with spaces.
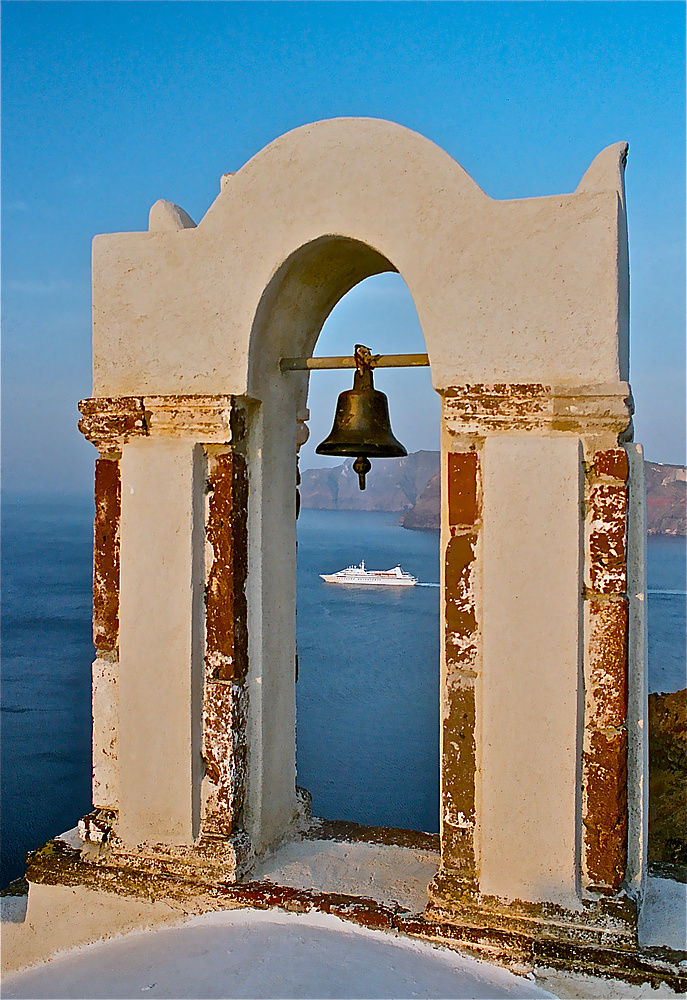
xmin=118 ymin=439 xmax=205 ymax=844
xmin=91 ymin=119 xmax=629 ymax=399
xmin=479 ymin=436 xmax=582 ymax=907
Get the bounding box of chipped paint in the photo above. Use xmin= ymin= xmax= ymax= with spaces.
xmin=201 ymin=682 xmax=248 ymax=837
xmin=78 ymin=809 xmax=116 ymax=844
xmin=79 ymin=395 xmax=245 ymax=454
xmin=93 ymin=459 xmax=120 ymax=651
xmin=442 ymin=383 xmax=633 ymax=440
xmin=79 ymin=397 xmax=146 ymax=454
xmin=593 ymin=448 xmax=630 ymax=482
xmin=441 ymin=675 xmax=477 ymax=878
xmin=92 ymin=656 xmax=119 ymax=809
xmin=205 ymin=451 xmax=248 ymax=683
xmin=444 ymin=534 xmax=477 ymax=634
xmin=143 ymin=396 xmax=236 ymax=442
xmin=586 ymin=599 xmax=628 ymax=730
xmin=588 ymin=481 xmax=628 ymax=594
xmin=24 ymin=833 xmax=685 ymax=990
xmin=581 ymin=449 xmax=631 ymax=891
xmin=442 ymin=450 xmax=481 ymax=882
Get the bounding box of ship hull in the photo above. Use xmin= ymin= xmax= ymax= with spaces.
xmin=320 ymin=574 xmax=416 ymax=587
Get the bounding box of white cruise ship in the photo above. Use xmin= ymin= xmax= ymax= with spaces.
xmin=320 ymin=560 xmax=417 ymax=587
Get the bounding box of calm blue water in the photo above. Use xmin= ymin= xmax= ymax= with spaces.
xmin=1 ymin=497 xmax=94 ymax=889
xmin=1 ymin=498 xmax=685 ymax=888
xmin=296 ymin=510 xmax=440 ymax=835
xmin=647 ymin=536 xmax=687 ymax=695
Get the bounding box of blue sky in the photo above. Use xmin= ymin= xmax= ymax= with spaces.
xmin=2 ymin=1 xmax=685 ymax=493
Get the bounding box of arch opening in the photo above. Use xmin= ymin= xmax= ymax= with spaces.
xmin=296 ymin=274 xmax=441 ymax=836
xmin=244 ymin=241 xmax=441 ymax=850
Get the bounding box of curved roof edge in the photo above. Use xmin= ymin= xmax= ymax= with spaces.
xmin=575 ymin=141 xmax=628 ymax=208
xmin=198 ymin=117 xmax=489 ymax=227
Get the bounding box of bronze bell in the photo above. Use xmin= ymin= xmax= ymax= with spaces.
xmin=316 ymin=345 xmax=407 ymax=490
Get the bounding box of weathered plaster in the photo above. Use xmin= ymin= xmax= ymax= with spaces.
xmin=441 ymin=449 xmax=481 ymax=880
xmin=11 ymin=833 xmax=683 ymax=991
xmin=91 ymin=657 xmax=119 ymax=810
xmin=91 ymin=457 xmax=121 ymax=809
xmin=201 ymin=682 xmax=248 ymax=838
xmin=585 ymin=600 xmax=629 ymax=730
xmin=447 ymin=451 xmax=480 ymax=525
xmin=442 ymin=382 xmax=633 ymax=442
xmin=205 ymin=451 xmax=248 ymax=683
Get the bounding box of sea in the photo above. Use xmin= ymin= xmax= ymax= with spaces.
xmin=1 ymin=499 xmax=685 ymax=889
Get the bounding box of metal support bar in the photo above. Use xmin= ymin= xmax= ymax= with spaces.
xmin=280 ymin=353 xmax=429 ymax=372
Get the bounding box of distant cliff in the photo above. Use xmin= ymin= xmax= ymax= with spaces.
xmin=301 ymin=452 xmax=686 ymax=536
xmin=645 ymin=463 xmax=687 ymax=536
xmin=299 ymin=451 xmax=440 ymax=513
xmin=399 ymin=470 xmax=441 ymax=531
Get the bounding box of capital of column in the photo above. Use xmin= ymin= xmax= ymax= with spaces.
xmin=78 ymin=394 xmax=247 ymax=455
xmin=442 ymin=382 xmax=633 ymax=440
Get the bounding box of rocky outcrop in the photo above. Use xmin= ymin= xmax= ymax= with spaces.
xmin=299 ymin=451 xmax=440 ymax=513
xmin=301 ymin=453 xmax=686 ymax=536
xmin=649 ymin=688 xmax=687 ymax=877
xmin=399 ymin=471 xmax=441 ymax=531
xmin=645 ymin=463 xmax=686 ymax=536
xmin=399 ymin=456 xmax=685 ymax=534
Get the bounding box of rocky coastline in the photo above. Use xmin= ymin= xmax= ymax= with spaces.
xmin=300 ymin=453 xmax=686 ymax=536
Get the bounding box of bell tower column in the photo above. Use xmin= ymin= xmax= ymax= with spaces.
xmin=430 ymin=382 xmax=646 ymax=949
xmin=78 ymin=395 xmax=253 ymax=873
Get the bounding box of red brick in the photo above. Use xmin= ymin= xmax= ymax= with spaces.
xmin=593 ymin=449 xmax=629 ymax=482
xmin=448 ymin=452 xmax=479 ymax=526
xmin=584 ymin=729 xmax=628 ymax=890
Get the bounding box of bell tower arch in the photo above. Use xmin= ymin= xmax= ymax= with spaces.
xmin=76 ymin=119 xmax=647 ymax=958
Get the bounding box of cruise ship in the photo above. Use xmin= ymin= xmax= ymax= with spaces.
xmin=320 ymin=560 xmax=417 ymax=587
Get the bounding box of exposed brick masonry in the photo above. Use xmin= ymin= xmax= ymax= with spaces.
xmin=442 ymin=451 xmax=480 ymax=880
xmin=583 ymin=448 xmax=629 ymax=891
xmin=202 ymin=682 xmax=248 ymax=837
xmin=205 ymin=452 xmax=249 ymax=683
xmin=202 ymin=450 xmax=249 ymax=838
xmin=93 ymin=458 xmax=121 ymax=651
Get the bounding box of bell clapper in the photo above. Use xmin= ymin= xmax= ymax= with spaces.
xmin=353 ymin=455 xmax=372 ymax=490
